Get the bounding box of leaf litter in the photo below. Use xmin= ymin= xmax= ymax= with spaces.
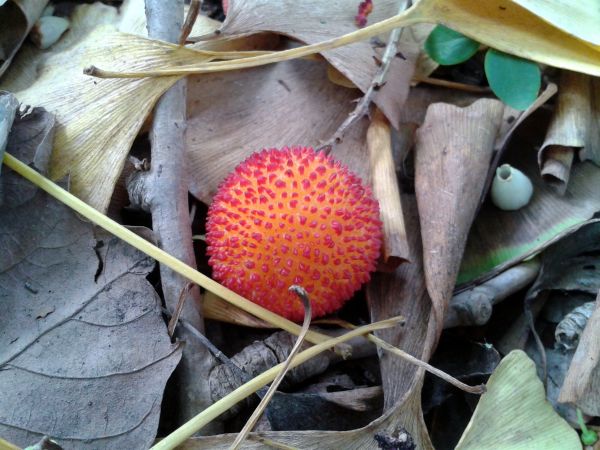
xmin=0 ymin=107 xmax=180 ymax=449
xmin=1 ymin=0 xmax=599 ymax=448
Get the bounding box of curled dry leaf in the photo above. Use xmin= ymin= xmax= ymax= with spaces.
xmin=540 ymin=71 xmax=598 ymax=193
xmin=0 ymin=108 xmax=181 ymax=449
xmin=455 ymin=350 xmax=581 ymax=450
xmin=0 ymin=0 xmax=47 ymax=77
xmin=559 ymin=295 xmax=600 ymax=416
xmin=218 ymin=0 xmax=418 ymax=126
xmin=367 ymin=108 xmax=409 ymax=267
xmin=415 ymin=98 xmax=505 ymax=333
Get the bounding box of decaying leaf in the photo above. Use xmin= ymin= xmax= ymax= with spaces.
xmin=455 ymin=350 xmax=581 ymax=450
xmin=415 ymin=99 xmax=504 ymax=332
xmin=526 ymin=221 xmax=600 ymax=300
xmin=0 ymin=109 xmax=181 ymax=449
xmin=217 ymin=0 xmax=418 ymax=126
xmin=559 ymin=295 xmax=600 ymax=416
xmin=540 ymin=71 xmax=599 ymax=193
xmin=185 ymin=57 xmax=372 ymax=204
xmin=458 ymin=111 xmax=600 ymax=286
xmin=0 ymin=0 xmax=47 ymax=77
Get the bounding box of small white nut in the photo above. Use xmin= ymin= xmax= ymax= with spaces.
xmin=491 ymin=164 xmax=533 ymax=211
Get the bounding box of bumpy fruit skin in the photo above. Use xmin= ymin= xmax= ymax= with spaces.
xmin=206 ymin=147 xmax=382 ymax=321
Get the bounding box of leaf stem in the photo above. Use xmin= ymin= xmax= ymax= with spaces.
xmin=84 ymin=10 xmax=422 ymax=78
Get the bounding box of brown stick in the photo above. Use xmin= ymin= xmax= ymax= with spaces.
xmin=367 ymin=108 xmax=409 ymax=268
xmin=179 ymin=0 xmax=201 ymax=45
xmin=317 ymin=0 xmax=410 ymax=153
xmin=144 ymin=0 xmax=217 ymax=429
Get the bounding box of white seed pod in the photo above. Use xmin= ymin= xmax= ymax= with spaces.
xmin=491 ymin=164 xmax=534 ymax=211
xmin=555 ymin=301 xmax=595 ymax=351
xmin=30 ymin=16 xmax=70 ymax=50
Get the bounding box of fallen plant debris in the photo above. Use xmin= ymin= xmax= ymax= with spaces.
xmin=1 ymin=0 xmax=599 ymax=449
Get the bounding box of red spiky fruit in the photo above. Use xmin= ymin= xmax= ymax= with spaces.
xmin=206 ymin=147 xmax=382 ymax=321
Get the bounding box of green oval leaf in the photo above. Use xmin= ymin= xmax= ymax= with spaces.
xmin=424 ymin=25 xmax=480 ymax=65
xmin=484 ymin=49 xmax=541 ymax=110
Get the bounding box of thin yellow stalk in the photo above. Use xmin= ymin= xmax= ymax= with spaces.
xmin=151 ymin=317 xmax=403 ymax=450
xmin=324 ymin=319 xmax=485 ymax=394
xmin=1 ymin=153 xmax=336 ymax=348
xmin=0 ymin=438 xmax=19 ymax=450
xmin=85 ymin=10 xmax=423 ymax=78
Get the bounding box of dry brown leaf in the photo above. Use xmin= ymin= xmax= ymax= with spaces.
xmin=415 ymin=99 xmax=505 ymax=334
xmin=402 ymin=23 xmax=437 ymax=79
xmin=218 ymin=0 xmax=418 ymax=126
xmin=0 ymin=108 xmax=181 ymax=448
xmin=367 ymin=194 xmax=435 ymax=415
xmin=186 ymin=57 xmax=372 ymax=204
xmin=559 ymin=293 xmax=600 ymax=416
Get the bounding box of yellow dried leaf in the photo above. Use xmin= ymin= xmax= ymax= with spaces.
xmin=513 ymin=0 xmax=600 ymax=46
xmin=89 ymin=0 xmax=599 ymax=79
xmin=7 ymin=27 xmax=200 ymax=211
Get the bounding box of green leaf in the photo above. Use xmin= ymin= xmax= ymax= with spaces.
xmin=484 ymin=49 xmax=541 ymax=110
xmin=424 ymin=25 xmax=480 ymax=65
xmin=455 ymin=351 xmax=581 ymax=450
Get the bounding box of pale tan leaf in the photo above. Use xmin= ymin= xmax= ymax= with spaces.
xmin=218 ymin=0 xmax=417 ymax=126
xmin=0 ymin=2 xmax=121 ymax=93
xmin=415 ymin=99 xmax=505 ymax=333
xmin=185 ymin=57 xmax=372 ymax=204
xmin=1 ymin=27 xmax=195 ymax=211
